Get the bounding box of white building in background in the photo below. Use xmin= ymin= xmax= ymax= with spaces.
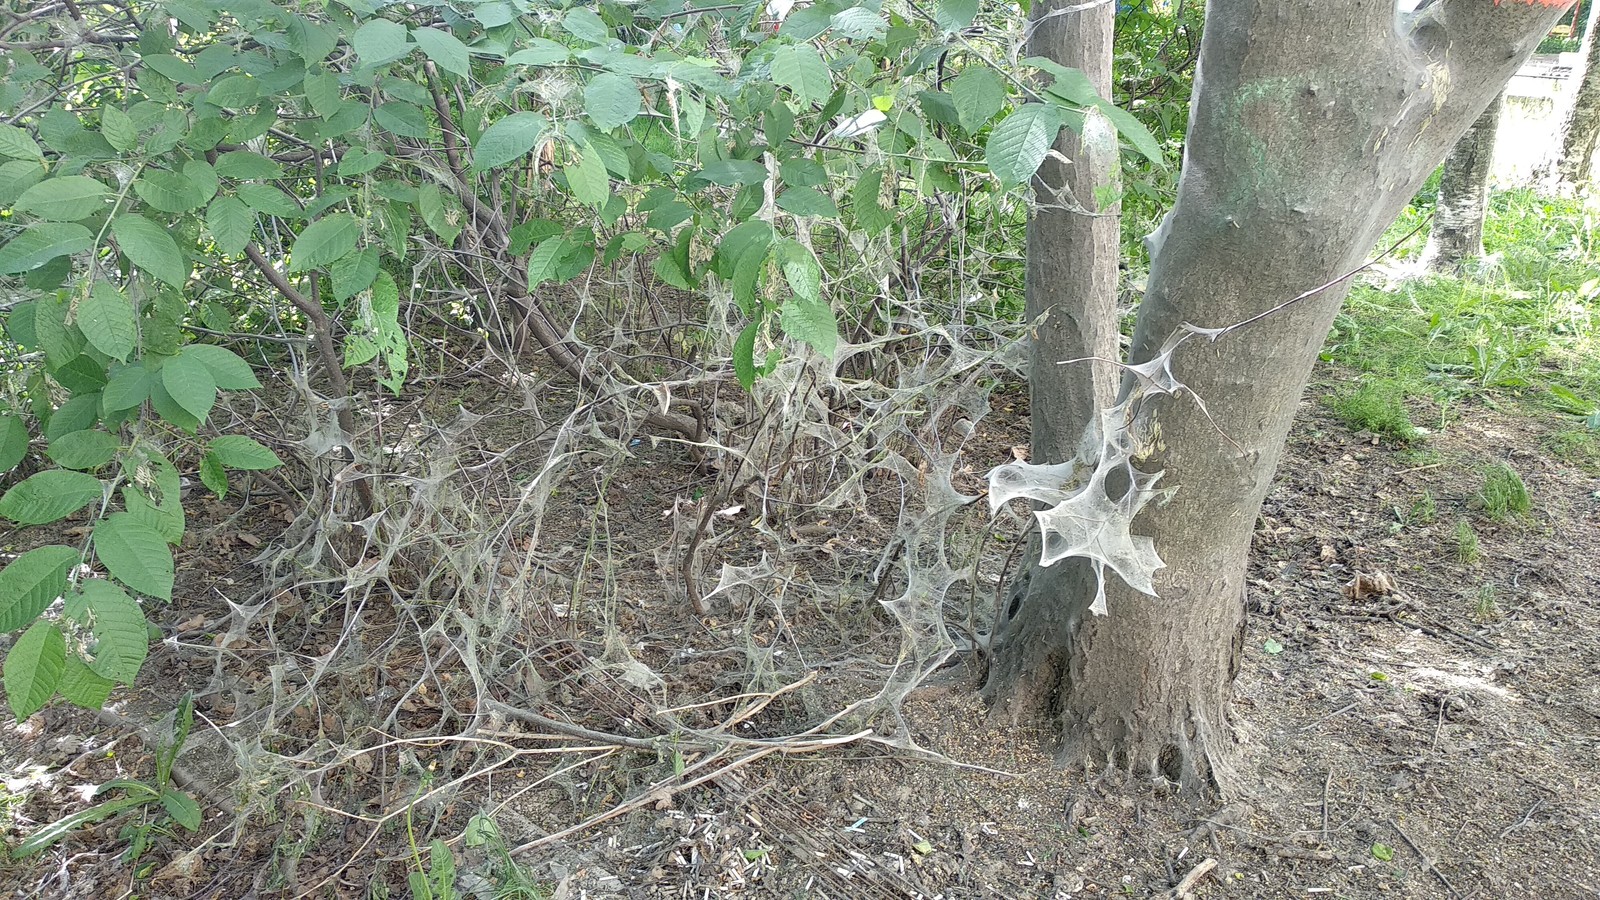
xmin=1495 ymin=53 xmax=1583 ymax=185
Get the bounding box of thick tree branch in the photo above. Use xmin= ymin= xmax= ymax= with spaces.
xmin=242 ymin=243 xmax=375 ymax=513
xmin=0 ymin=32 xmax=137 ymax=50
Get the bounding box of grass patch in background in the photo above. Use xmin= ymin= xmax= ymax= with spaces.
xmin=1326 ymin=379 xmax=1422 ymax=443
xmin=1544 ymin=426 xmax=1600 ymax=471
xmin=1455 ymin=519 xmax=1482 ymax=565
xmin=1325 ymin=190 xmax=1600 ymax=432
xmin=1478 ymin=461 xmax=1532 ymax=522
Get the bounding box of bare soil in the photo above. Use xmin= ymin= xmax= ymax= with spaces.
xmin=3 ymin=368 xmax=1598 ymax=900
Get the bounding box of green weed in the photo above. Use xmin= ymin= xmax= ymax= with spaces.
xmin=1409 ymin=490 xmax=1437 ymax=525
xmin=1328 ymin=381 xmax=1421 ymax=443
xmin=1455 ymin=520 xmax=1481 ymax=565
xmin=1478 ymin=462 xmax=1531 ymax=522
xmin=1474 ymin=582 xmax=1500 ymax=621
xmin=1545 ymin=428 xmax=1600 ymax=471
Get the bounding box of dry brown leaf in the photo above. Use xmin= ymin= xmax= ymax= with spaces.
xmin=1342 ymin=571 xmax=1395 ymax=601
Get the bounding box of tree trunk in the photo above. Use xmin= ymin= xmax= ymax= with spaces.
xmin=987 ymin=0 xmax=1574 ymax=795
xmin=979 ymin=0 xmax=1123 ymax=717
xmin=1422 ymin=92 xmax=1505 ymax=273
xmin=1557 ymin=4 xmax=1600 ymax=187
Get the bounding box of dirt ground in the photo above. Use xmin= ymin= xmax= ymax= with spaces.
xmin=3 ymin=365 xmax=1599 ymax=900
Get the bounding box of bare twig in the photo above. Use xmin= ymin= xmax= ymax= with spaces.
xmin=240 ymin=242 xmax=374 ymax=513
xmin=1162 ymin=857 xmax=1217 ymax=898
xmin=1390 ymin=818 xmax=1460 ymax=899
xmin=1497 ymin=797 xmax=1545 ymax=839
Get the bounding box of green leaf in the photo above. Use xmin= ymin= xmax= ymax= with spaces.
xmin=565 ymin=141 xmax=610 ymax=207
xmin=584 ymin=73 xmax=641 ymax=131
xmin=12 ymin=796 xmax=146 ymax=857
xmin=213 ymin=151 xmax=283 ymax=181
xmin=412 ymin=27 xmax=470 ymax=78
xmin=44 ymin=394 xmax=99 ymax=440
xmin=525 ymin=236 xmax=578 ymax=290
xmin=5 ymin=621 xmax=65 ymax=722
xmin=0 ymin=546 xmax=79 ymax=633
xmin=199 ymin=452 xmax=228 ymax=497
xmin=0 ymin=224 xmax=92 ymax=274
xmin=733 ymin=320 xmax=759 ymax=390
xmin=416 ymin=183 xmax=462 ymax=244
xmin=134 ymin=168 xmax=210 ymax=213
xmin=93 ymin=513 xmax=174 ymax=600
xmin=776 ymin=186 xmax=840 ymax=218
xmin=120 ymin=452 xmax=183 ymax=544
xmin=1093 ymin=100 xmax=1165 ymax=165
xmin=47 ymin=430 xmax=118 ymax=470
xmin=1371 ymin=843 xmax=1394 ymax=862
xmin=353 ymin=18 xmax=412 ymax=66
xmin=205 ymin=74 xmax=260 ymax=110
xmin=0 ymin=469 xmax=103 ymax=525
xmin=59 ymin=654 xmax=114 ymax=709
xmin=1024 ymin=56 xmax=1098 ymax=106
xmin=694 ymin=159 xmax=765 ymax=187
xmin=101 ymin=363 xmax=151 ymax=412
xmin=101 ymin=108 xmax=140 ymax=154
xmin=770 ymin=44 xmax=831 ymax=105
xmin=304 ymin=69 xmax=342 ymax=119
xmin=1263 ymin=638 xmax=1284 ymax=655
xmin=780 ymin=296 xmax=838 ymax=358
xmin=0 ymin=415 xmax=27 ymax=473
xmin=933 ymin=0 xmax=978 ymax=30
xmin=65 ymin=580 xmax=148 ymax=684
xmin=78 ymin=281 xmax=136 ymax=362
xmin=160 ymin=351 xmax=217 ymax=423
xmin=289 ymin=213 xmax=359 ymax=272
xmin=206 ymin=196 xmax=253 ymax=255
xmin=851 ymin=167 xmax=892 ymax=235
xmin=776 ymin=240 xmax=821 ymax=303
xmin=111 ymin=215 xmax=188 ymax=287
xmin=951 ymin=67 xmax=1006 ymax=133
xmin=15 ymin=176 xmax=109 ymax=221
xmin=209 ymin=435 xmax=281 ymax=470
xmin=0 ymin=160 xmax=47 ymax=206
xmin=474 ymin=1 xmax=518 ymax=28
xmin=562 ymin=7 xmax=611 ymax=44
xmin=144 ymin=54 xmax=202 ymax=85
xmin=185 ymin=343 xmax=260 ymax=390
xmin=0 ymin=124 xmax=43 ymax=161
xmin=506 ymin=40 xmax=570 ymax=66
xmin=237 ymin=183 xmax=303 ymax=219
xmin=338 ymin=147 xmax=387 ymax=177
xmin=472 ymin=112 xmax=548 ymax=171
xmin=375 ymin=101 xmax=431 ymax=138
xmin=985 ymin=103 xmax=1062 ymax=188
xmin=161 ymin=789 xmax=201 ymax=830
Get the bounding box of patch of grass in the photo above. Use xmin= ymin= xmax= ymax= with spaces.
xmin=1327 ymin=189 xmax=1600 ymax=417
xmin=1396 ymin=447 xmax=1443 ymax=468
xmin=1473 ymin=582 xmax=1500 ymax=622
xmin=1477 ymin=462 xmax=1531 ymax=522
xmin=1545 ymin=427 xmax=1600 ymax=471
xmin=1455 ymin=519 xmax=1481 ymax=565
xmin=1409 ymin=490 xmax=1437 ymax=525
xmin=1327 ymin=380 xmax=1421 ymax=443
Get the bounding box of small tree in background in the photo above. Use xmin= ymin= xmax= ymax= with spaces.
xmin=1422 ymin=91 xmax=1506 ymax=273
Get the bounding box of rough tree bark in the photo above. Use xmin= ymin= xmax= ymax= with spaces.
xmin=1553 ymin=2 xmax=1600 ymax=187
xmin=980 ymin=0 xmax=1122 ymax=724
xmin=1421 ymin=91 xmax=1505 ymax=272
xmin=987 ymin=0 xmax=1573 ymax=794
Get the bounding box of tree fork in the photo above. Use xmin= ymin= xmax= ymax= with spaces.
xmin=989 ymin=0 xmax=1575 ymax=795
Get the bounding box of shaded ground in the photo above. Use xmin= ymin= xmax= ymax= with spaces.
xmin=3 ymin=365 xmax=1599 ymax=899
